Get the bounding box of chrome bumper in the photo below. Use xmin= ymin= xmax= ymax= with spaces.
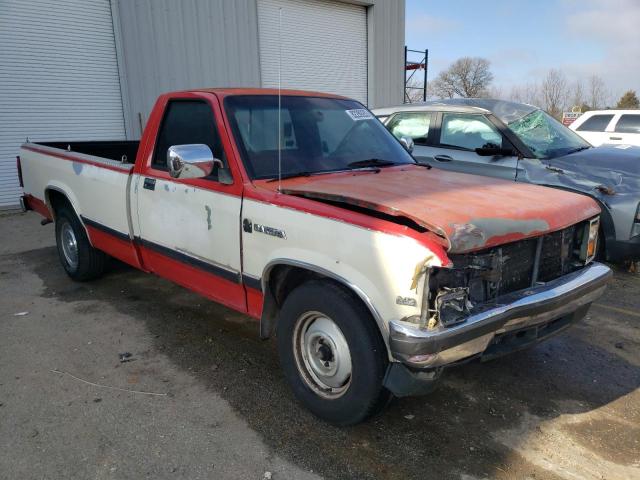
xmin=389 ymin=262 xmax=612 ymax=368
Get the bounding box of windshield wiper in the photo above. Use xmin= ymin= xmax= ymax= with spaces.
xmin=347 ymin=158 xmax=397 ymax=169
xmin=265 ymin=171 xmax=312 ymax=182
xmin=265 ymin=168 xmax=354 ymax=182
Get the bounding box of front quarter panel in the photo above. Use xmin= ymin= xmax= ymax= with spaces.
xmin=241 ymin=197 xmax=447 ymax=339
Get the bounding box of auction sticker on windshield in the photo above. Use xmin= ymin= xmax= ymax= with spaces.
xmin=346 ymin=109 xmax=374 ymax=121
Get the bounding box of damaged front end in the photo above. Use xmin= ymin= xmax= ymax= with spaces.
xmin=385 ymin=218 xmax=610 ymax=396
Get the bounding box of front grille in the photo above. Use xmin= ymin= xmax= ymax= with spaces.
xmin=498 ymin=238 xmax=537 ymax=295
xmin=429 ymin=222 xmax=588 ymax=327
xmin=431 ymin=223 xmax=586 ymax=311
xmin=496 ymin=224 xmax=578 ymax=296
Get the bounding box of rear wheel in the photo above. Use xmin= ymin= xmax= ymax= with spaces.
xmin=277 ymin=280 xmax=392 ymax=425
xmin=54 ymin=205 xmax=106 ymax=281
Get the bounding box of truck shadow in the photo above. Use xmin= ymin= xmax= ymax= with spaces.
xmin=28 ymin=247 xmax=640 ymax=480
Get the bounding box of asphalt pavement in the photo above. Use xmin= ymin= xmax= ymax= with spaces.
xmin=1 ymin=211 xmax=638 ymax=480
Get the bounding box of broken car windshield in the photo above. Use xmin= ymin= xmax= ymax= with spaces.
xmin=508 ymin=109 xmax=591 ymax=160
xmin=224 ymin=95 xmax=415 ymax=180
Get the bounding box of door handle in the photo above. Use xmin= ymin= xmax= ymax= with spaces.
xmin=143 ymin=178 xmax=156 ymax=191
xmin=434 ymin=155 xmax=453 ymax=162
xmin=609 ymin=136 xmax=622 ymax=141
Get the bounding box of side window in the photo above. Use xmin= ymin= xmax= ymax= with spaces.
xmin=386 ymin=112 xmax=432 ymax=144
xmin=614 ymin=114 xmax=640 ymax=134
xmin=440 ymin=113 xmax=502 ymax=150
xmin=576 ymin=114 xmax=614 ymax=132
xmin=152 ymin=100 xmax=226 ymax=179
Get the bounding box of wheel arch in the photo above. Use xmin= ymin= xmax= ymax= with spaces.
xmin=258 ymin=259 xmax=388 ymax=350
xmin=45 ymin=186 xmax=93 ymax=245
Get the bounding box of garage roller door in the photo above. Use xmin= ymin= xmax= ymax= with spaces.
xmin=258 ymin=0 xmax=368 ymax=105
xmin=0 ymin=0 xmax=125 ymax=208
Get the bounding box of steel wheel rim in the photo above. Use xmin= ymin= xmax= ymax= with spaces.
xmin=60 ymin=221 xmax=79 ymax=269
xmin=293 ymin=311 xmax=352 ymax=399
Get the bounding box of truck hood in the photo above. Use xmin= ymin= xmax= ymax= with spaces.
xmin=278 ymin=165 xmax=600 ymax=253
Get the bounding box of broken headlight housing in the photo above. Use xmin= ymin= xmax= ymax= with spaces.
xmin=579 ymin=217 xmax=600 ymax=264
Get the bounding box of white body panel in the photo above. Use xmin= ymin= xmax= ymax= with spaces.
xmin=20 ymin=145 xmax=132 ymax=236
xmin=134 ymin=175 xmax=242 ymax=273
xmin=242 ymin=198 xmax=443 ymax=331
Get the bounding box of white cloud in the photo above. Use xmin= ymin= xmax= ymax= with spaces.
xmin=563 ymin=0 xmax=640 ymax=99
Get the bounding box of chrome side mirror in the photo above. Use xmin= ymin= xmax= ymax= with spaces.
xmin=167 ymin=144 xmax=222 ymax=179
xmin=399 ymin=136 xmax=415 ymax=153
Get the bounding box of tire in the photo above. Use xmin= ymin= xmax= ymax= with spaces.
xmin=277 ymin=279 xmax=392 ymax=425
xmin=54 ymin=204 xmax=106 ymax=281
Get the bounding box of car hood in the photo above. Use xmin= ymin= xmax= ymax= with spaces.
xmin=276 ymin=165 xmax=600 ymax=253
xmin=527 ymin=145 xmax=640 ymax=196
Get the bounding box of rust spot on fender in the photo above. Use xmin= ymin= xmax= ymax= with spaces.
xmin=450 ymin=218 xmax=550 ymax=252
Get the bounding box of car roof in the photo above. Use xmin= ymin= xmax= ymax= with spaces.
xmin=170 ymin=87 xmax=351 ymax=100
xmin=372 ymin=98 xmax=540 ymax=124
xmin=581 ymin=109 xmax=640 ymax=115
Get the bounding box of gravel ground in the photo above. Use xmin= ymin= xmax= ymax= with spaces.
xmin=1 ymin=211 xmax=639 ymax=480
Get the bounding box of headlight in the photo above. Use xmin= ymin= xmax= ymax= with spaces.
xmin=580 ymin=217 xmax=600 ymax=264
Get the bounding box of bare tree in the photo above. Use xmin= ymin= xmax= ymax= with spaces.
xmin=571 ymin=80 xmax=585 ymax=109
xmin=541 ymin=69 xmax=567 ymax=119
xmin=404 ymin=77 xmax=426 ymax=103
xmin=431 ymin=57 xmax=494 ymax=98
xmin=430 ymin=77 xmax=455 ymax=99
xmin=485 ymin=85 xmax=503 ymax=99
xmin=587 ymin=75 xmax=607 ymax=109
xmin=509 ymin=82 xmax=541 ymax=107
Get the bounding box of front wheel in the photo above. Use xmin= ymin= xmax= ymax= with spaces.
xmin=277 ymin=280 xmax=392 ymax=425
xmin=54 ymin=205 xmax=106 ymax=281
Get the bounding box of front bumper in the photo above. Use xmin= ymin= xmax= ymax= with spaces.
xmin=388 ymin=262 xmax=611 ymax=369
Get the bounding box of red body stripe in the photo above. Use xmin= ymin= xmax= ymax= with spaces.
xmin=24 ymin=194 xmax=52 ymax=220
xmin=245 ymin=288 xmax=264 ymax=320
xmin=84 ymin=225 xmax=143 ymax=270
xmin=138 ymin=246 xmax=247 ymax=313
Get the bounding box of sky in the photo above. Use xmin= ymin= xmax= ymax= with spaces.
xmin=405 ymin=0 xmax=640 ymax=103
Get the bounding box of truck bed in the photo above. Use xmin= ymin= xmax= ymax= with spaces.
xmin=36 ymin=140 xmax=139 ymax=164
xmin=20 ymin=141 xmax=137 ymax=242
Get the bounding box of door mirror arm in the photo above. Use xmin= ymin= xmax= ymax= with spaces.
xmin=399 ymin=136 xmax=415 ymax=153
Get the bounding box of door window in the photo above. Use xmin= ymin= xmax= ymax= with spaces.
xmin=440 ymin=113 xmax=503 ymax=150
xmin=152 ymin=100 xmax=226 ymax=179
xmin=386 ymin=112 xmax=432 ymax=144
xmin=614 ymin=114 xmax=640 ymax=134
xmin=576 ymin=114 xmax=614 ymax=132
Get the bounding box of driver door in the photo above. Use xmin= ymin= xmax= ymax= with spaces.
xmin=427 ymin=112 xmax=520 ymax=181
xmin=134 ymin=95 xmax=246 ymax=311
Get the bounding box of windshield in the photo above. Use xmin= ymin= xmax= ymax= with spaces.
xmin=224 ymin=95 xmax=415 ymax=179
xmin=508 ymin=109 xmax=591 ymax=159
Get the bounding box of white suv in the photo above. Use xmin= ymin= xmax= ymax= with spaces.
xmin=570 ymin=110 xmax=640 ymax=147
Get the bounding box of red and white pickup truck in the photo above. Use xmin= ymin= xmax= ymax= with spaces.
xmin=18 ymin=88 xmax=611 ymax=425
